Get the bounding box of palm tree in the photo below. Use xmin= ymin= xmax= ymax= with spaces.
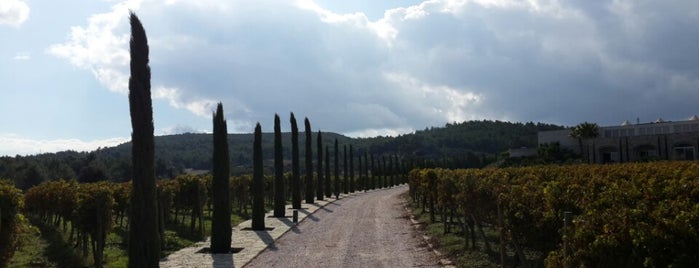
xmin=570 ymin=122 xmax=599 ymax=163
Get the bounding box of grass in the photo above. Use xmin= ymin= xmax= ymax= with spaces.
xmin=10 ymin=209 xmax=250 ymax=268
xmin=406 ymin=199 xmax=499 ymax=268
xmin=406 ymin=197 xmax=547 ymax=268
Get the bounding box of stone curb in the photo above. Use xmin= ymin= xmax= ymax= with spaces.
xmin=404 ymin=206 xmax=456 ymax=268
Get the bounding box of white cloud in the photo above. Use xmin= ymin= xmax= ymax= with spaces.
xmin=344 ymin=127 xmax=414 ymax=138
xmin=158 ymin=125 xmax=206 ymax=135
xmin=47 ymin=0 xmax=699 ymax=137
xmin=384 ymin=72 xmax=482 ymax=123
xmin=47 ymin=0 xmax=139 ymax=94
xmin=0 ymin=0 xmax=29 ymax=27
xmin=13 ymin=51 xmax=30 ymax=60
xmin=0 ymin=134 xmax=128 ymax=156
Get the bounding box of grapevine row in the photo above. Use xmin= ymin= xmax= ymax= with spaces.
xmin=409 ymin=162 xmax=699 ymax=267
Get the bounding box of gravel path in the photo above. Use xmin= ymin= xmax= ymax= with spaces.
xmin=244 ymin=185 xmax=440 ymax=268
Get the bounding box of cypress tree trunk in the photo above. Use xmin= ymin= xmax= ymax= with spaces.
xmin=290 ymin=113 xmax=301 ymax=209
xmin=252 ymin=123 xmax=266 ymax=230
xmin=127 ymin=13 xmax=160 ymax=268
xmin=304 ymin=119 xmax=314 ymax=204
xmin=343 ymin=144 xmax=348 ymax=194
xmin=349 ymin=145 xmax=354 ymax=193
xmin=325 ymin=145 xmax=331 ymax=198
xmin=211 ymin=103 xmax=231 ymax=253
xmin=316 ymin=131 xmax=324 ymax=201
xmin=273 ymin=115 xmax=285 ymax=217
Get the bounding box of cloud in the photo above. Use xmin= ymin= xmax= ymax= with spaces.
xmin=158 ymin=125 xmax=206 ymax=135
xmin=0 ymin=0 xmax=29 ymax=27
xmin=48 ymin=0 xmax=699 ymax=137
xmin=13 ymin=52 xmax=30 ymax=60
xmin=47 ymin=0 xmax=140 ymax=94
xmin=0 ymin=134 xmax=129 ymax=156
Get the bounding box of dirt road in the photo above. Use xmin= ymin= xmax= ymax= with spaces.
xmin=244 ymin=185 xmax=440 ymax=268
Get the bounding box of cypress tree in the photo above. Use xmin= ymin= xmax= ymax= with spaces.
xmin=382 ymin=156 xmax=388 ymax=188
xmin=325 ymin=145 xmax=331 ymax=198
xmin=303 ymin=118 xmax=314 ymax=204
xmin=364 ymin=152 xmax=371 ymax=192
xmin=290 ymin=113 xmax=301 ymax=209
xmin=273 ymin=114 xmax=285 ymax=217
xmin=252 ymin=123 xmax=265 ymax=230
xmin=370 ymin=154 xmax=376 ymax=190
xmin=349 ymin=145 xmax=354 ymax=193
xmin=394 ymin=154 xmax=400 ymax=185
xmin=389 ymin=155 xmax=394 ymax=187
xmin=210 ymin=103 xmax=231 ymax=253
xmin=304 ymin=119 xmax=314 ymax=204
xmin=334 ymin=139 xmax=339 ymax=198
xmin=127 ymin=13 xmax=160 ymax=268
xmin=357 ymin=150 xmax=363 ymax=192
xmin=316 ymin=131 xmax=324 ymax=201
xmin=343 ymin=144 xmax=348 ymax=194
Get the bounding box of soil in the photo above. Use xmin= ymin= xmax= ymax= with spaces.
xmin=244 ymin=185 xmax=441 ymax=268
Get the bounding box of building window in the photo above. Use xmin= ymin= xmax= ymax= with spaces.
xmin=674 ymin=146 xmax=695 ymax=160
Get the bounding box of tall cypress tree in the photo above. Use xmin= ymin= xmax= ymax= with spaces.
xmin=252 ymin=123 xmax=265 ymax=230
xmin=349 ymin=145 xmax=355 ymax=193
xmin=325 ymin=145 xmax=331 ymax=198
xmin=316 ymin=131 xmax=324 ymax=201
xmin=334 ymin=139 xmax=340 ymax=198
xmin=210 ymin=103 xmax=231 ymax=253
xmin=343 ymin=144 xmax=348 ymax=194
xmin=127 ymin=13 xmax=160 ymax=268
xmin=290 ymin=113 xmax=301 ymax=209
xmin=273 ymin=114 xmax=285 ymax=217
xmin=304 ymin=119 xmax=314 ymax=204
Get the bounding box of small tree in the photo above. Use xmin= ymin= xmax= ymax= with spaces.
xmin=273 ymin=114 xmax=285 ymax=217
xmin=304 ymin=119 xmax=314 ymax=204
xmin=211 ymin=103 xmax=231 ymax=253
xmin=290 ymin=113 xmax=301 ymax=209
xmin=127 ymin=12 xmax=160 ymax=268
xmin=252 ymin=123 xmax=265 ymax=230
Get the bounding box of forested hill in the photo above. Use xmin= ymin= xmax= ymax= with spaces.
xmin=361 ymin=120 xmax=563 ymax=159
xmin=0 ymin=120 xmax=563 ymax=188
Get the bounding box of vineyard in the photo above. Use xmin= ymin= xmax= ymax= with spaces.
xmin=409 ymin=161 xmax=699 ymax=267
xmin=0 ymin=147 xmax=407 ymax=267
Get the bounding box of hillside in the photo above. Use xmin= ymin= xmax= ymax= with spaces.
xmin=0 ymin=120 xmax=564 ymax=188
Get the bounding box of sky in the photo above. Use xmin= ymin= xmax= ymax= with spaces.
xmin=1 ymin=0 xmax=699 ymax=156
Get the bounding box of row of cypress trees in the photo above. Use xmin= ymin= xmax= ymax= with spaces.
xmin=126 ymin=11 xmax=408 ymax=266
xmin=246 ymin=114 xmax=410 ymax=231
